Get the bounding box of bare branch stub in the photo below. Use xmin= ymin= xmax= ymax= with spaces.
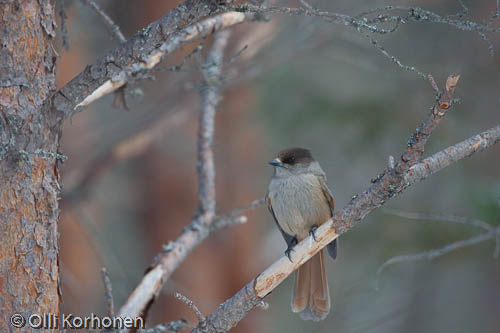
xmin=398 ymin=74 xmax=460 ymax=170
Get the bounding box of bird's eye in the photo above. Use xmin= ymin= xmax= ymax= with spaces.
xmin=283 ymin=156 xmax=295 ymax=165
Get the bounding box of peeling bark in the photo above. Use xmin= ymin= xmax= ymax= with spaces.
xmin=0 ymin=1 xmax=61 ymax=330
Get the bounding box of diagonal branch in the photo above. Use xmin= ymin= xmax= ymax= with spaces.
xmin=52 ymin=0 xmax=238 ymax=117
xmin=404 ymin=125 xmax=500 ymax=185
xmin=191 ymin=76 xmax=500 ymax=332
xmin=384 ymin=209 xmax=494 ymax=233
xmin=80 ymin=0 xmax=126 ymax=43
xmin=117 ymin=30 xmax=233 ymax=327
xmin=64 ymin=108 xmax=191 ymax=200
xmin=375 ymin=227 xmax=499 ymax=290
xmin=63 ymin=11 xmax=254 ymax=114
xmin=375 ymin=211 xmax=500 ymax=289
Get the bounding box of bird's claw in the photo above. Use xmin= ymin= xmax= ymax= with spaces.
xmin=284 ymin=237 xmax=298 ymax=262
xmin=309 ymin=226 xmax=319 ymax=241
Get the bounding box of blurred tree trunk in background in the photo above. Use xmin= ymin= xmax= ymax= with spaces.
xmin=0 ymin=1 xmax=60 ymax=329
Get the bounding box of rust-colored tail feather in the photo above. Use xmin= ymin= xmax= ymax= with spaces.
xmin=291 ymin=250 xmax=330 ymax=321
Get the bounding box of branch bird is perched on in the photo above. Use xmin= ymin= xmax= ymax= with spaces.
xmin=266 ymin=147 xmax=337 ymax=321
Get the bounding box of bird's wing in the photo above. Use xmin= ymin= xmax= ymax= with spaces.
xmin=314 ymin=172 xmax=337 ymax=259
xmin=266 ymin=192 xmax=296 ymax=248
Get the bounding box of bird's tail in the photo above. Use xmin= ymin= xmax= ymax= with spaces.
xmin=291 ymin=249 xmax=330 ymax=321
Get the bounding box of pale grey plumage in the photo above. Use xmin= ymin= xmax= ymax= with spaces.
xmin=267 ymin=161 xmax=331 ymax=240
xmin=266 ymin=147 xmax=336 ymax=322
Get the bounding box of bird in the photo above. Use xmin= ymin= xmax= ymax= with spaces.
xmin=266 ymin=147 xmax=336 ymax=321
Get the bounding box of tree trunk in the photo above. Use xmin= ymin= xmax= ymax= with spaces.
xmin=0 ymin=1 xmax=60 ymax=330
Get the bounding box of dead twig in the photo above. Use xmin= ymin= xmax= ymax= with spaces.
xmin=375 ymin=228 xmax=499 ymax=290
xmin=81 ymin=0 xmax=126 ymax=43
xmin=384 ymin=209 xmax=495 ymax=233
xmin=175 ymin=293 xmax=205 ymax=324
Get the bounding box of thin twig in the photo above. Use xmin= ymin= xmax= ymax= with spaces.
xmin=210 ymin=198 xmax=264 ymax=231
xmin=298 ymin=0 xmax=313 ymax=10
xmin=384 ymin=209 xmax=494 ymax=232
xmin=175 ymin=293 xmax=205 ymax=323
xmin=154 ymin=41 xmax=205 ymax=73
xmin=58 ymin=0 xmax=69 ymax=50
xmin=81 ymin=0 xmax=126 ymax=43
xmin=375 ymin=230 xmax=497 ymax=290
xmin=366 ymin=34 xmax=427 ymax=80
xmin=101 ymin=267 xmax=115 ymax=318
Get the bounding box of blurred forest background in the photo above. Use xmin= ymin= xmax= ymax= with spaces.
xmin=56 ymin=0 xmax=500 ymax=332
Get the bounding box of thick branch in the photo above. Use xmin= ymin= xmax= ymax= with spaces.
xmin=58 ymin=11 xmax=253 ymax=115
xmin=192 ymin=79 xmax=500 ymax=331
xmin=52 ymin=0 xmax=237 ymax=117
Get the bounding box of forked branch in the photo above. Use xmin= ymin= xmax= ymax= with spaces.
xmin=191 ymin=76 xmax=500 ymax=332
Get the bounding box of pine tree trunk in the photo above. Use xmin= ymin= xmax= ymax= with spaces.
xmin=0 ymin=1 xmax=61 ymax=330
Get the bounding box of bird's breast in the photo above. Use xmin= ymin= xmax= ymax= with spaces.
xmin=268 ymin=173 xmax=331 ymax=240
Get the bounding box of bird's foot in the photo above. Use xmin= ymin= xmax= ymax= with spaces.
xmin=284 ymin=237 xmax=298 ymax=262
xmin=309 ymin=226 xmax=319 ymax=241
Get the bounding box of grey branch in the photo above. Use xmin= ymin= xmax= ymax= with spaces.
xmin=404 ymin=125 xmax=500 ymax=185
xmin=211 ymin=199 xmax=265 ymax=231
xmin=197 ymin=30 xmax=230 ymax=224
xmin=101 ymin=267 xmax=115 ymax=318
xmin=191 ymin=76 xmax=500 ymax=332
xmin=384 ymin=209 xmax=495 ymax=233
xmin=53 ymin=0 xmax=240 ymax=117
xmin=175 ymin=292 xmax=205 ymax=323
xmin=80 ymin=0 xmax=126 ymax=43
xmin=375 ymin=227 xmax=499 ymax=290
xmin=66 ymin=11 xmax=253 ymax=113
xmin=117 ymin=30 xmax=235 ymax=328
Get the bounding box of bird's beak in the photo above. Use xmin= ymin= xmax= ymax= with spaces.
xmin=268 ymin=158 xmax=284 ymax=167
